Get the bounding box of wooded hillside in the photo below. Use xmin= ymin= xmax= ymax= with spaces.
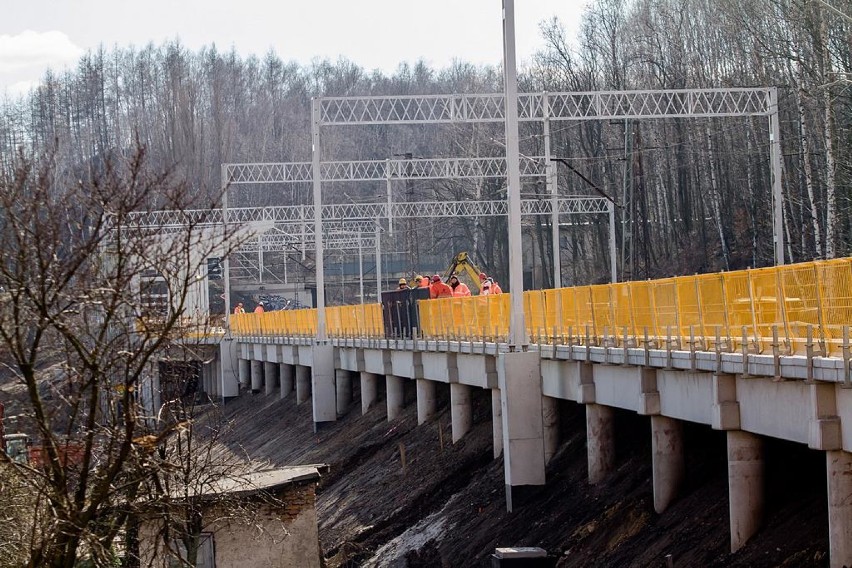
xmin=1 ymin=0 xmax=849 ymax=285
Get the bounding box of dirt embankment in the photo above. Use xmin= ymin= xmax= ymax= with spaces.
xmin=216 ymin=382 xmax=830 ymax=568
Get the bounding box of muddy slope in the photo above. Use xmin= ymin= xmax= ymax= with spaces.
xmin=215 ymin=383 xmax=829 ymax=567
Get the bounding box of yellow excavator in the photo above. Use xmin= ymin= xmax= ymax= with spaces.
xmin=443 ymin=252 xmax=485 ymax=292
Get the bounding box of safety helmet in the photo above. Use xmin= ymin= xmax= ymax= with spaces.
xmin=414 ymin=274 xmax=423 ymax=282
xmin=479 ymin=272 xmax=487 ymax=280
xmin=398 ymin=278 xmax=407 ymax=285
xmin=431 ymin=274 xmax=441 ymax=282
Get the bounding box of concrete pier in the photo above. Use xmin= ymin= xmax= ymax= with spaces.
xmin=386 ymin=374 xmax=404 ymax=420
xmin=651 ymin=415 xmax=685 ymax=513
xmin=295 ymin=365 xmax=311 ymax=405
xmin=727 ymin=430 xmax=764 ymax=552
xmin=311 ymin=343 xmax=337 ymax=427
xmin=264 ymin=362 xmax=279 ymax=395
xmin=827 ymin=450 xmax=852 ymax=568
xmin=279 ymin=364 xmax=294 ymax=399
xmin=450 ymin=383 xmax=472 ymax=443
xmin=336 ymin=369 xmax=352 ymax=417
xmin=416 ymin=379 xmax=437 ymax=425
xmin=219 ymin=340 xmax=239 ymax=399
xmin=492 ymin=389 xmax=503 ymax=458
xmin=250 ymin=360 xmax=264 ymax=394
xmin=211 ymin=359 xmax=220 ymax=398
xmin=586 ymin=403 xmax=615 ymax=484
xmin=498 ymin=351 xmax=546 ymax=511
xmin=238 ymin=359 xmax=251 ymax=389
xmin=360 ymin=372 xmax=379 ymax=414
xmin=542 ymin=395 xmax=560 ymax=464
xmin=201 ymin=363 xmax=210 ymax=397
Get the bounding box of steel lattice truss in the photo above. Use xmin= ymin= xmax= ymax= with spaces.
xmin=241 ymin=226 xmax=379 ymax=252
xmin=318 ymin=88 xmax=772 ymax=125
xmin=223 ymin=156 xmax=547 ymax=184
xmin=129 ymin=198 xmax=608 ymax=228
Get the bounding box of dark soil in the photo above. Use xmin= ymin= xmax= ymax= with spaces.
xmin=211 ymin=381 xmax=830 ymax=567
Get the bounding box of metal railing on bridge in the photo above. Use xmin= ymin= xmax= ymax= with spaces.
xmin=229 ymin=258 xmax=852 ymax=356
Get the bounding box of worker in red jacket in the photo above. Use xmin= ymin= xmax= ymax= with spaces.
xmin=429 ymin=275 xmax=454 ymax=299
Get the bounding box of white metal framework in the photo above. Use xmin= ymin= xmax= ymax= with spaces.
xmin=225 ymin=156 xmax=549 ymax=183
xmin=130 ymin=197 xmax=607 ymax=228
xmin=304 ymin=79 xmax=782 ymax=341
xmin=317 ymin=88 xmax=772 ymax=125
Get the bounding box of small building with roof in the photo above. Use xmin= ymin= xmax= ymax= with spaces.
xmin=139 ymin=464 xmax=329 ymax=568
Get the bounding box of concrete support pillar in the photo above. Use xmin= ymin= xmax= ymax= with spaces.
xmin=295 ymin=365 xmax=311 ymax=405
xmin=336 ymin=369 xmax=352 ymax=417
xmin=264 ymin=362 xmax=279 ymax=395
xmin=416 ymin=379 xmax=437 ymax=425
xmin=250 ymin=360 xmax=264 ymax=393
xmin=212 ymin=358 xmax=221 ymax=398
xmin=219 ymin=340 xmax=239 ymax=399
xmin=498 ymin=351 xmax=546 ymax=511
xmin=360 ymin=372 xmax=379 ymax=414
xmin=727 ymin=430 xmax=764 ymax=553
xmin=827 ymin=450 xmax=852 ymax=568
xmin=492 ymin=389 xmax=503 ymax=458
xmin=200 ymin=363 xmax=210 ymax=396
xmin=206 ymin=362 xmax=215 ymax=398
xmin=651 ymin=415 xmax=685 ymax=514
xmin=311 ymin=344 xmax=337 ymax=427
xmin=279 ymin=364 xmax=294 ymax=399
xmin=386 ymin=374 xmax=404 ymax=420
xmin=238 ymin=358 xmax=251 ymax=389
xmin=450 ymin=383 xmax=472 ymax=443
xmin=586 ymin=403 xmax=615 ymax=484
xmin=542 ymin=395 xmax=560 ymax=465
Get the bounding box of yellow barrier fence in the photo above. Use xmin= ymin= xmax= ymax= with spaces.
xmin=416 ymin=258 xmax=852 ymax=355
xmin=229 ymin=258 xmax=852 ymax=356
xmin=229 ymin=303 xmax=383 ymax=339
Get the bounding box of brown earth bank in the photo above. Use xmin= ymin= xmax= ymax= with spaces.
xmin=215 ymin=382 xmax=829 ymax=568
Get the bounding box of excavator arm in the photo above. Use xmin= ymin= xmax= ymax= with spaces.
xmin=443 ymin=251 xmax=484 ymax=292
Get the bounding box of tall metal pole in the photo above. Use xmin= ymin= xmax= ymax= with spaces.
xmin=386 ymin=158 xmax=394 ymax=237
xmin=358 ymin=230 xmax=364 ymax=304
xmin=257 ymin=236 xmax=263 ymax=284
xmin=221 ymin=164 xmax=231 ymax=326
xmin=608 ymin=200 xmax=618 ymax=283
xmin=311 ymin=98 xmax=327 ymax=340
xmin=503 ymin=0 xmax=527 ymax=349
xmin=544 ymin=92 xmax=560 ymax=289
xmin=375 ymin=225 xmax=382 ymax=303
xmin=768 ymin=87 xmax=785 ymax=265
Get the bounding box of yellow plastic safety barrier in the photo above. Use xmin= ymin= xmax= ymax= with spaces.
xmin=228 ymin=258 xmax=852 ymax=356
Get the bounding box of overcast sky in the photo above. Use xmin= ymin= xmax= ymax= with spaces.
xmin=0 ymin=0 xmax=588 ymax=96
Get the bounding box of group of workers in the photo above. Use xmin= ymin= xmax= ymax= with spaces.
xmin=397 ymin=272 xmax=502 ymax=299
xmin=232 ymin=272 xmax=502 ymax=315
xmin=233 ymin=301 xmax=265 ymax=315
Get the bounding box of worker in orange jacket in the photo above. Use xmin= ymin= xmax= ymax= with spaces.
xmin=479 ymin=272 xmax=502 ymax=294
xmin=233 ymin=302 xmax=246 ymax=314
xmin=429 ymin=275 xmax=453 ymax=299
xmin=414 ymin=275 xmax=429 ymax=288
xmin=254 ymin=301 xmax=265 ymax=314
xmin=448 ymin=275 xmax=471 ymax=297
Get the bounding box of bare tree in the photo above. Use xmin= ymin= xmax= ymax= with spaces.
xmin=0 ymin=142 xmax=237 ymax=567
